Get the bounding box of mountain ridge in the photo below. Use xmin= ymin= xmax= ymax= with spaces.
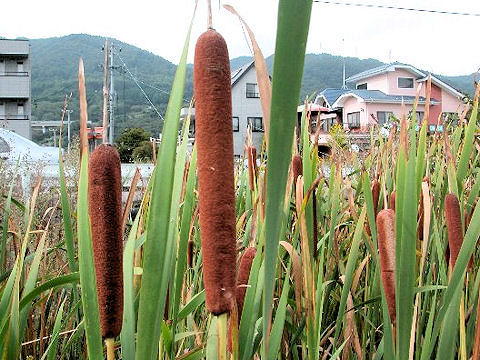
xmin=22 ymin=34 xmax=474 ymax=142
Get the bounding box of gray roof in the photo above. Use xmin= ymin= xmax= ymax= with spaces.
xmin=334 ymin=89 xmax=439 ymax=106
xmin=346 ymin=62 xmax=425 ymax=83
xmin=316 ymin=88 xmax=349 ymax=107
xmin=231 ymin=61 xmax=255 ymax=86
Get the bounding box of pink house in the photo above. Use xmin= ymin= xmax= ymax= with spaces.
xmin=315 ymin=63 xmax=467 ymax=134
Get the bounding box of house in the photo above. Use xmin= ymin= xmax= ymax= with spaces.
xmin=182 ymin=60 xmax=264 ymax=157
xmin=314 ymin=62 xmax=467 ymax=135
xmin=0 ymin=39 xmax=31 ymax=139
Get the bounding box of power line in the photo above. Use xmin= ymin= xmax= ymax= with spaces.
xmin=313 ymin=1 xmax=480 ymax=17
xmin=115 ymin=52 xmax=165 ymax=121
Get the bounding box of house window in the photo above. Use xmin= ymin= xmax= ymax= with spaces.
xmin=346 ymin=112 xmax=360 ymax=128
xmin=356 ymin=83 xmax=367 ymax=90
xmin=246 ymin=83 xmax=259 ymax=98
xmin=17 ymin=104 xmax=24 ymax=116
xmin=232 ymin=117 xmax=239 ymax=132
xmin=247 ymin=117 xmax=264 ymax=132
xmin=398 ymin=77 xmax=414 ymax=88
xmin=377 ymin=111 xmax=393 ymax=126
xmin=17 ymin=62 xmax=24 ymax=73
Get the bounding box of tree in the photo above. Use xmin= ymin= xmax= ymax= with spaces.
xmin=115 ymin=127 xmax=152 ymax=163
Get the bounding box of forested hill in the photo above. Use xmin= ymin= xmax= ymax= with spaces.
xmin=25 ymin=34 xmax=474 ymax=142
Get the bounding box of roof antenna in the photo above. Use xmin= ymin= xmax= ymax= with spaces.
xmin=388 ymin=49 xmax=392 ymax=64
xmin=342 ymin=38 xmax=347 ymax=89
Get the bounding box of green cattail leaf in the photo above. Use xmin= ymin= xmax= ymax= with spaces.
xmin=120 ymin=214 xmax=140 ymax=360
xmin=263 ymin=1 xmax=312 ymax=356
xmin=177 ymin=289 xmax=205 ymax=322
xmin=416 ymin=120 xmax=427 ymax=197
xmin=59 ymin=151 xmax=77 ymax=272
xmin=267 ymin=264 xmax=291 ymax=357
xmin=0 ymin=164 xmax=17 ymax=271
xmin=457 ymin=84 xmax=479 ymax=187
xmin=18 ymin=218 xmax=49 ymax=343
xmin=424 ymin=195 xmax=480 ymax=358
xmin=19 ymin=273 xmax=79 ymax=310
xmin=333 ymin=207 xmax=366 ymax=344
xmin=135 ymin=8 xmax=194 ymax=359
xmin=45 ymin=298 xmax=67 ymax=360
xmin=239 ymin=256 xmax=263 ymax=360
xmin=172 ymin=150 xmax=198 ymax=325
xmin=77 ymin=153 xmax=103 ymax=360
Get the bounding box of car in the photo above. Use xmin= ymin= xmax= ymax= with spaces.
xmin=0 ymin=128 xmax=61 ymax=164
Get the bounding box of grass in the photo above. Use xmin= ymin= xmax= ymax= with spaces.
xmin=0 ymin=0 xmax=479 ymax=358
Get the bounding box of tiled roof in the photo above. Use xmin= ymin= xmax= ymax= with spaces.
xmin=316 ymin=88 xmax=349 ymax=107
xmin=346 ymin=62 xmax=425 ymax=83
xmin=334 ymin=89 xmax=439 ymax=106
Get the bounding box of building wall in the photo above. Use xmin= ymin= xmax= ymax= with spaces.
xmin=231 ymin=65 xmax=263 ymax=156
xmin=441 ymin=90 xmax=466 ymax=114
xmin=385 ymin=68 xmax=420 ymax=96
xmin=342 ymin=96 xmax=367 ymax=130
xmin=359 ymin=73 xmax=388 ymax=92
xmin=0 ymin=40 xmax=31 ymax=139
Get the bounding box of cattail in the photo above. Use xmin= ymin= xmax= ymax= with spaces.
xmin=235 ymin=247 xmax=256 ymax=318
xmin=376 ymin=209 xmax=396 ymax=324
xmin=371 ymin=180 xmax=380 ymax=217
xmin=187 ymin=240 xmax=194 ymax=268
xmin=247 ymin=146 xmax=257 ymax=191
xmin=366 ymin=180 xmax=380 ymax=236
xmin=88 ymin=144 xmax=123 ymax=339
xmin=194 ymin=29 xmax=236 ymax=315
xmin=389 ymin=191 xmax=396 ymax=211
xmin=445 ymin=193 xmax=463 ymax=269
xmin=292 ymin=154 xmax=303 ymax=184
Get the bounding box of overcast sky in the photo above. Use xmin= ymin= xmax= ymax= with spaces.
xmin=2 ymin=0 xmax=479 ymax=76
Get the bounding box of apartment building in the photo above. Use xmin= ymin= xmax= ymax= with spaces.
xmin=0 ymin=39 xmax=31 ymax=139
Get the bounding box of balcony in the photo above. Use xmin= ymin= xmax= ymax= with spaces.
xmin=0 ymin=75 xmax=29 ymax=98
xmin=0 ymin=115 xmax=29 ymax=121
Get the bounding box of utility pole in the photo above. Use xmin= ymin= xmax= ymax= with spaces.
xmin=108 ymin=43 xmax=115 ymax=144
xmin=102 ymin=39 xmax=109 ymax=143
xmin=342 ymin=37 xmax=347 ymax=89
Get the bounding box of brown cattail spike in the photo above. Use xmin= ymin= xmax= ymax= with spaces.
xmin=371 ymin=180 xmax=380 ymax=217
xmin=88 ymin=144 xmax=123 ymax=338
xmin=187 ymin=240 xmax=194 ymax=268
xmin=376 ymin=209 xmax=396 ymax=325
xmin=389 ymin=191 xmax=396 ymax=211
xmin=236 ymin=247 xmax=256 ymax=318
xmin=292 ymin=154 xmax=303 ymax=185
xmin=194 ymin=29 xmax=236 ymax=315
xmin=445 ymin=193 xmax=463 ymax=270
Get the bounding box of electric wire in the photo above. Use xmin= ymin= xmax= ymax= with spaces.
xmin=115 ymin=52 xmax=165 ymax=121
xmin=313 ymin=1 xmax=480 ymax=17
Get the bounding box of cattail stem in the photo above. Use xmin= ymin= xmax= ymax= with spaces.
xmin=105 ymin=338 xmax=114 ymax=360
xmin=217 ymin=313 xmax=228 ymax=359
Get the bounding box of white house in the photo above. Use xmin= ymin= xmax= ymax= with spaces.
xmin=182 ymin=61 xmax=264 ymax=157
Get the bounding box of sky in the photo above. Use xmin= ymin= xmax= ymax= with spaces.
xmin=2 ymin=0 xmax=479 ymax=76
